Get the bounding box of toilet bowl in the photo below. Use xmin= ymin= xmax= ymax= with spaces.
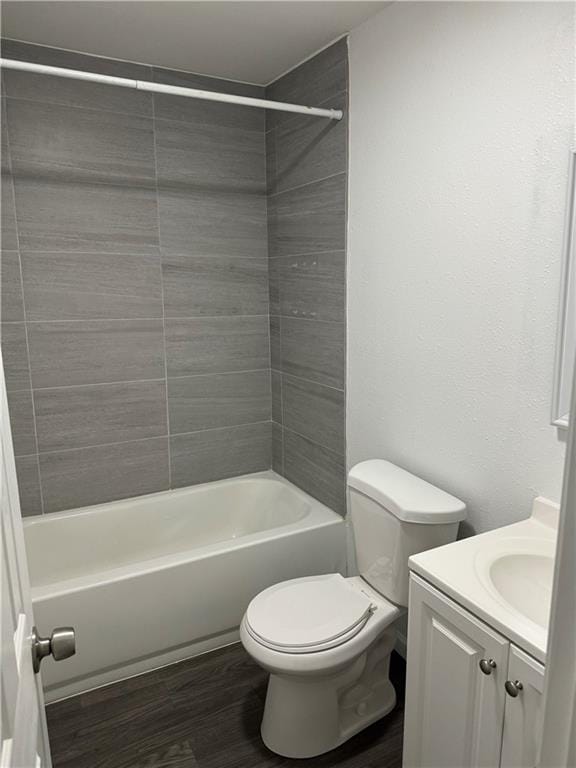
xmin=241 ymin=460 xmax=467 ymax=758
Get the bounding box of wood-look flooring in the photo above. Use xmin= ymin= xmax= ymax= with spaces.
xmin=47 ymin=643 xmax=406 ymax=768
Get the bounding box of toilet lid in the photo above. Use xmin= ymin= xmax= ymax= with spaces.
xmin=245 ymin=574 xmax=375 ymax=653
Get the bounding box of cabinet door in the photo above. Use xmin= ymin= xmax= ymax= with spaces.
xmin=500 ymin=645 xmax=545 ymax=768
xmin=403 ymin=574 xmax=509 ymax=768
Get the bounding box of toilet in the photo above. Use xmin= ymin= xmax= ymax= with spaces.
xmin=240 ymin=460 xmax=466 ymax=759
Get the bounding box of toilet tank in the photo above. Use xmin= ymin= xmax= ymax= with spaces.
xmin=348 ymin=460 xmax=466 ymax=606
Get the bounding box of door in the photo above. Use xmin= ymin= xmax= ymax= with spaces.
xmin=501 ymin=645 xmax=546 ymax=768
xmin=0 ymin=349 xmax=52 ymax=767
xmin=403 ymin=574 xmax=509 ymax=768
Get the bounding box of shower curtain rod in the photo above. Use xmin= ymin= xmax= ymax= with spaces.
xmin=0 ymin=58 xmax=344 ymax=121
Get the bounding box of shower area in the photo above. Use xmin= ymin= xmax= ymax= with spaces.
xmin=0 ymin=36 xmax=348 ymax=697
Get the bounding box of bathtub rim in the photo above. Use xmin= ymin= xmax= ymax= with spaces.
xmin=24 ymin=470 xmax=345 ymax=600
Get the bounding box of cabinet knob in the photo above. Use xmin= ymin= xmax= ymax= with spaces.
xmin=505 ymin=680 xmax=524 ymax=697
xmin=479 ymin=658 xmax=497 ymax=675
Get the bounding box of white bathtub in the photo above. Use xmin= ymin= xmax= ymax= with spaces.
xmin=24 ymin=471 xmax=346 ymax=702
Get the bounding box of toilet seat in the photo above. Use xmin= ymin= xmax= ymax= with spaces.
xmin=245 ymin=574 xmax=376 ymax=654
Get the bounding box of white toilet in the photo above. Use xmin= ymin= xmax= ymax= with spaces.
xmin=240 ymin=459 xmax=466 ymax=759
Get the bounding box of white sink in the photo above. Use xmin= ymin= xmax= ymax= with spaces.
xmin=488 ymin=551 xmax=554 ymax=629
xmin=409 ymin=497 xmax=559 ymax=663
xmin=476 ymin=536 xmax=556 ymax=631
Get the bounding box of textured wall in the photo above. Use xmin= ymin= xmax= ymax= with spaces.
xmin=266 ymin=39 xmax=348 ymax=514
xmin=1 ymin=40 xmax=271 ymax=515
xmin=348 ymin=2 xmax=574 ymax=533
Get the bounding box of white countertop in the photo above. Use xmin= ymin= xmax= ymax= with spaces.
xmin=409 ymin=497 xmax=559 ymax=663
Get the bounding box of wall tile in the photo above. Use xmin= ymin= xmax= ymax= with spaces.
xmin=1 ymin=172 xmax=18 ymax=250
xmin=157 ymin=184 xmax=266 ymax=258
xmin=271 ymin=422 xmax=283 ymax=474
xmin=1 ymin=100 xmax=9 ymax=171
xmin=170 ymin=422 xmax=270 ymax=487
xmin=27 ymin=319 xmax=165 ymax=388
xmin=15 ymin=455 xmax=43 ymax=517
xmin=272 ymin=94 xmax=347 ymax=194
xmin=268 ymin=257 xmax=280 ymax=315
xmin=271 ymin=371 xmax=282 ymax=422
xmin=163 ymin=254 xmax=268 ymax=318
xmin=6 ymin=99 xmax=156 ymax=187
xmin=1 ymin=250 xmax=24 ymax=322
xmin=282 ymin=374 xmax=344 ymax=454
xmin=269 ymin=315 xmax=281 ymax=371
xmin=152 ymin=67 xmax=264 ymax=131
xmin=268 ymin=174 xmax=346 ymax=258
xmin=155 ymin=118 xmax=265 ymax=193
xmin=168 ymin=371 xmax=270 ymax=434
xmin=265 ymin=128 xmax=277 ymax=194
xmin=1 ymin=322 xmax=30 ymax=391
xmin=13 ymin=170 xmax=160 ymax=254
xmin=7 ymin=389 xmax=37 ymax=456
xmin=34 ymin=380 xmax=167 ymax=452
xmin=40 ymin=437 xmax=169 ymax=513
xmin=283 ymin=428 xmax=345 ymax=514
xmin=277 ymin=251 xmax=345 ymax=322
xmin=281 ymin=318 xmax=345 ymax=389
xmin=266 ymin=38 xmax=348 ymax=129
xmin=166 ymin=316 xmax=269 ymax=376
xmin=21 ymin=252 xmax=163 ymax=321
xmin=2 ymin=39 xmax=153 ymax=116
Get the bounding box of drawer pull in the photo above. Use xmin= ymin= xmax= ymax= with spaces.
xmin=505 ymin=680 xmax=524 ymax=697
xmin=479 ymin=658 xmax=497 ymax=675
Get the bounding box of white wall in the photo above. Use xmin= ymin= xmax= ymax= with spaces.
xmin=348 ymin=2 xmax=575 ymax=533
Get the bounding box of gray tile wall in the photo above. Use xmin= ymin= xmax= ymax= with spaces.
xmin=0 ymin=39 xmax=271 ymax=515
xmin=266 ymin=39 xmax=348 ymax=514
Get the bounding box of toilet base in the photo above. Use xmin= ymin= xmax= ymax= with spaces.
xmin=260 ymin=629 xmax=397 ymax=759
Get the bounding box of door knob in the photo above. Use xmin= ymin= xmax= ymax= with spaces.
xmin=479 ymin=658 xmax=497 ymax=675
xmin=504 ymin=680 xmax=524 ymax=697
xmin=31 ymin=626 xmax=75 ymax=673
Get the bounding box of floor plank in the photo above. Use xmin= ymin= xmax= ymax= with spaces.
xmin=47 ymin=644 xmax=406 ymax=768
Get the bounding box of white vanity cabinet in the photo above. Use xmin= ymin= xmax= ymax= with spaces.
xmin=403 ymin=574 xmax=545 ymax=768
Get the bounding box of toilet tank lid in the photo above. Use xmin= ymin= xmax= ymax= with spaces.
xmin=348 ymin=460 xmax=466 ymax=524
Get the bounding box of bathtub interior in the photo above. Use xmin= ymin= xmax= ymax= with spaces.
xmin=24 ymin=472 xmax=316 ymax=589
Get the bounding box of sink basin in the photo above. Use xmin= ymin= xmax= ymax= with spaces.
xmin=412 ymin=498 xmax=559 ymax=662
xmin=489 ymin=553 xmax=554 ymax=629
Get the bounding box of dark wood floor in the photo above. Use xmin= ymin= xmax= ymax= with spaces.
xmin=47 ymin=643 xmax=406 ymax=768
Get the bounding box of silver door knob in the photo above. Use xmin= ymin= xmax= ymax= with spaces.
xmin=479 ymin=658 xmax=497 ymax=675
xmin=505 ymin=680 xmax=524 ymax=697
xmin=32 ymin=626 xmax=75 ymax=673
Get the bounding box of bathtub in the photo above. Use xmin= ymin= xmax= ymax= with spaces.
xmin=23 ymin=471 xmax=346 ymax=702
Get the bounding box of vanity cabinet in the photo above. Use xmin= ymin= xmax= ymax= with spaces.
xmin=403 ymin=574 xmax=545 ymax=768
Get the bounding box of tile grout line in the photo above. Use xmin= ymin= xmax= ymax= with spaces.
xmin=27 ymin=369 xmax=272 ymax=392
xmin=17 ymin=314 xmax=270 ymax=324
xmin=282 ymin=424 xmax=345 ymax=462
xmin=2 ymin=106 xmax=46 ymax=514
xmin=269 ymin=367 xmax=344 ymax=394
xmin=2 ymin=92 xmax=267 ymax=135
xmin=15 ymin=249 xmax=270 ymax=259
xmin=268 ymin=170 xmax=346 ymax=199
xmin=30 ymin=420 xmax=273 ymax=457
xmin=264 ymin=131 xmax=273 ymax=472
xmin=1 ymin=92 xmax=154 ymax=122
xmin=268 ymin=248 xmax=346 ymax=260
xmin=150 ymin=90 xmax=172 ymax=491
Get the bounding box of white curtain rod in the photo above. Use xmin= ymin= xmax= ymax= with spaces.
xmin=0 ymin=58 xmax=343 ymax=121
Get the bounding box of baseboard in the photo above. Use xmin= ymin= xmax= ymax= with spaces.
xmin=44 ymin=629 xmax=240 ymax=704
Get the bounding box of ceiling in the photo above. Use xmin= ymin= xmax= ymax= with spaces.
xmin=1 ymin=1 xmax=388 ymax=85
